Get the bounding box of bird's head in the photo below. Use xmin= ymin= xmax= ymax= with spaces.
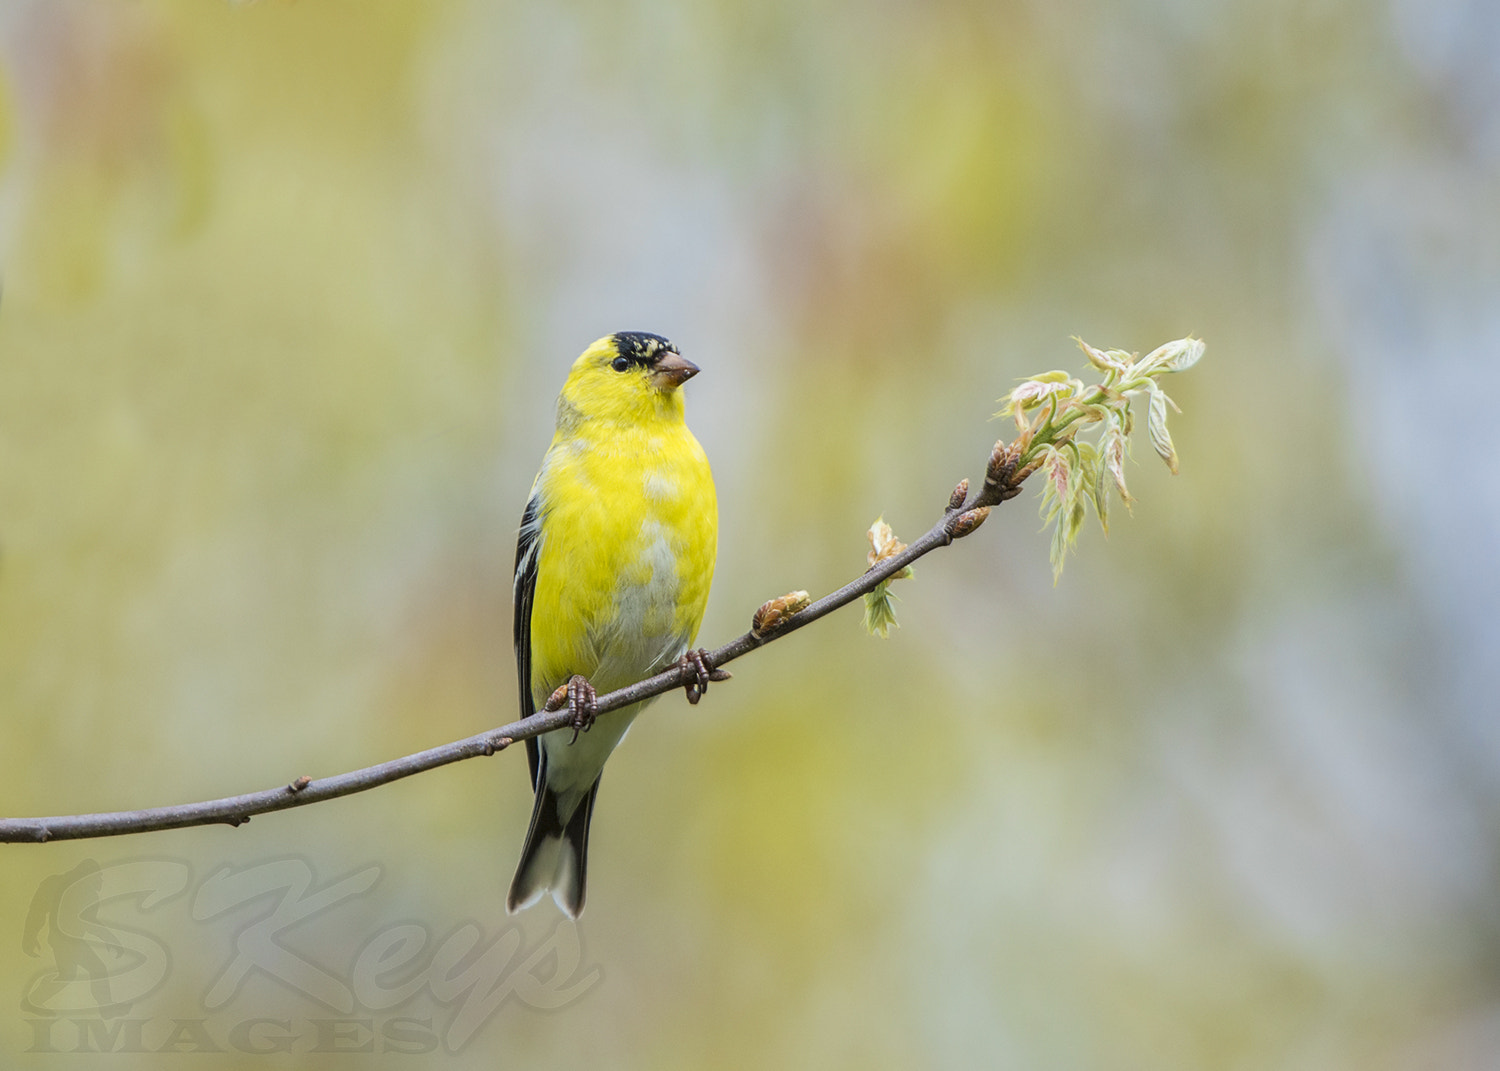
xmin=556 ymin=332 xmax=700 ymax=430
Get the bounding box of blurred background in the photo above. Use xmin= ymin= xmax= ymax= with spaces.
xmin=1 ymin=0 xmax=1496 ymax=1067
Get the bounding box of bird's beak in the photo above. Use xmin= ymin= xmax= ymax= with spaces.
xmin=651 ymin=351 xmax=700 ymax=389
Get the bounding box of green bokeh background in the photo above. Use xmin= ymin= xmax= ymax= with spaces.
xmin=2 ymin=1 xmax=1497 ymax=1067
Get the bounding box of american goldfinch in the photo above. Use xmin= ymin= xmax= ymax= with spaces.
xmin=507 ymin=332 xmax=718 ymax=917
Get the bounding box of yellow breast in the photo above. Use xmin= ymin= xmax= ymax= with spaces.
xmin=527 ymin=422 xmax=717 ymax=701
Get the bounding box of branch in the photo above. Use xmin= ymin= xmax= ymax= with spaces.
xmin=0 ymin=335 xmax=1203 ymax=844
xmin=0 ymin=489 xmax=990 ymax=843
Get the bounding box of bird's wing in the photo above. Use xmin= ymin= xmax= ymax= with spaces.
xmin=514 ymin=486 xmax=543 ymax=789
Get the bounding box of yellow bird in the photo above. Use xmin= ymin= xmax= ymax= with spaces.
xmin=507 ymin=332 xmax=718 ymax=917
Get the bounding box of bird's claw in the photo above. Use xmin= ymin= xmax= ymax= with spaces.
xmin=544 ymin=675 xmax=598 ymax=744
xmin=677 ymin=648 xmax=730 ymax=705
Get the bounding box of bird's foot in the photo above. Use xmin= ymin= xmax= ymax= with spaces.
xmin=544 ymin=674 xmax=598 ymax=744
xmin=676 ymin=648 xmax=731 ymax=705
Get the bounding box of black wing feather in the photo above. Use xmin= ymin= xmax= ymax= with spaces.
xmin=513 ymin=490 xmax=542 ymax=789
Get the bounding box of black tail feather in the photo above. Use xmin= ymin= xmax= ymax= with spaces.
xmin=506 ymin=774 xmax=600 ymax=918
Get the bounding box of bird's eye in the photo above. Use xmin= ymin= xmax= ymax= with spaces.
xmin=611 ymin=356 xmax=631 ymax=372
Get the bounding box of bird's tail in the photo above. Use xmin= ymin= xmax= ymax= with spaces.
xmin=506 ymin=777 xmax=599 ymax=919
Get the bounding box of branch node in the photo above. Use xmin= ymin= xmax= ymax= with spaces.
xmin=751 ymin=590 xmax=811 ymax=637
xmin=1011 ymin=457 xmax=1043 ymax=489
xmin=286 ymin=776 xmax=312 ymax=795
xmin=976 ymin=439 xmax=1027 ymax=507
xmin=951 ymin=506 xmax=991 ymax=539
xmin=482 ymin=735 xmax=514 ymax=756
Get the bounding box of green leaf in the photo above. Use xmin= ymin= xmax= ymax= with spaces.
xmin=863 ymin=582 xmax=902 ymax=638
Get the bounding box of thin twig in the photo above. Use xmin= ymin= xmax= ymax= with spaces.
xmin=0 ymin=479 xmax=1001 ymax=844
xmin=3 ymin=331 xmax=1206 ymax=845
